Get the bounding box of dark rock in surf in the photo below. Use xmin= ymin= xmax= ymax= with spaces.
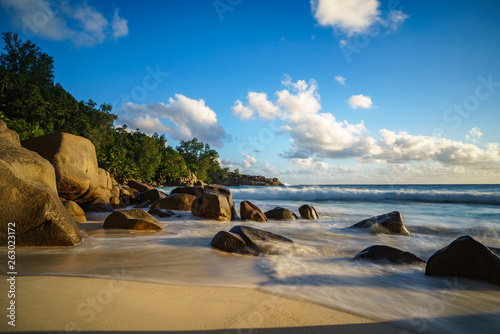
xmin=264 ymin=207 xmax=298 ymax=221
xmin=299 ymin=205 xmax=319 ymax=220
xmin=229 ymin=225 xmax=293 ymax=250
xmin=139 ymin=189 xmax=166 ymax=203
xmin=355 ymin=245 xmax=425 ymax=264
xmin=134 ymin=200 xmax=151 ymax=208
xmin=148 ymin=208 xmax=172 ymax=218
xmin=210 ymin=231 xmax=246 ymax=253
xmin=192 ymin=185 xmax=234 ymax=221
xmin=425 ymin=236 xmax=500 ymax=286
xmin=85 ymin=197 xmax=114 ymax=212
xmin=127 ymin=180 xmax=154 ymax=193
xmin=351 ymin=211 xmax=410 ymax=235
xmin=151 ymin=193 xmax=195 ymax=211
xmin=240 ymin=201 xmax=267 ymax=222
xmin=170 ymin=187 xmax=200 ymax=196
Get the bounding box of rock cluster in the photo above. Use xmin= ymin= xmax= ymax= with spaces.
xmin=192 ymin=185 xmax=236 ymax=221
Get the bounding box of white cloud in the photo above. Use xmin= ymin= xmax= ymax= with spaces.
xmin=232 ymin=76 xmax=500 ymax=174
xmin=242 ymin=154 xmax=258 ymax=168
xmin=119 ymin=94 xmax=228 ymax=147
xmin=0 ymin=0 xmax=129 ymax=47
xmin=348 ymin=94 xmax=373 ymax=109
xmin=111 ymin=8 xmax=129 ymax=40
xmin=261 ymin=162 xmax=277 ymax=174
xmin=311 ymin=0 xmax=380 ymax=36
xmin=232 ymin=100 xmax=254 ymax=120
xmin=466 ymin=127 xmax=483 ymax=143
xmin=220 ymin=158 xmax=238 ymax=169
xmin=335 ymin=75 xmax=346 ymax=85
xmin=310 ymin=0 xmax=408 ymax=36
xmin=248 ymin=92 xmax=283 ymax=120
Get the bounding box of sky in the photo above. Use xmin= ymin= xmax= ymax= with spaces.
xmin=1 ymin=0 xmax=499 ymax=184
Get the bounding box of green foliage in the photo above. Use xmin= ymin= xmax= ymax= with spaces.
xmin=0 ymin=32 xmax=220 ymax=185
xmin=176 ymin=138 xmax=221 ymax=182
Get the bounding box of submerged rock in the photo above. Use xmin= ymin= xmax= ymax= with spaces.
xmin=299 ymin=205 xmax=319 ymax=220
xmin=351 ymin=211 xmax=410 ymax=235
xmin=103 ymin=209 xmax=164 ymax=231
xmin=240 ymin=201 xmax=267 ymax=222
xmin=151 ymin=193 xmax=195 ymax=211
xmin=425 ymin=236 xmax=500 ymax=286
xmin=192 ymin=185 xmax=234 ymax=221
xmin=264 ymin=207 xmax=297 ymax=221
xmin=355 ymin=245 xmax=425 ymax=264
xmin=0 ymin=121 xmax=82 ymax=246
xmin=134 ymin=200 xmax=151 ymax=209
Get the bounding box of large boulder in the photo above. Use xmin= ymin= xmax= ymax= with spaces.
xmin=0 ymin=121 xmax=82 ymax=246
xmin=151 ymin=193 xmax=195 ymax=211
xmin=103 ymin=209 xmax=164 ymax=231
xmin=95 ymin=168 xmax=119 ymax=204
xmin=425 ymin=236 xmax=500 ymax=286
xmin=63 ymin=200 xmax=87 ymax=223
xmin=351 ymin=211 xmax=410 ymax=235
xmin=240 ymin=201 xmax=267 ymax=222
xmin=21 ymin=133 xmax=99 ymax=202
xmin=355 ymin=245 xmax=425 ymax=264
xmin=299 ymin=205 xmax=319 ymax=220
xmin=192 ymin=185 xmax=235 ymax=221
xmin=127 ymin=180 xmax=154 ymax=193
xmin=210 ymin=231 xmax=246 ymax=253
xmin=264 ymin=207 xmax=297 ymax=221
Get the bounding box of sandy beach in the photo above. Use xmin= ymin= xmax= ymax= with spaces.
xmin=0 ymin=275 xmax=410 ymax=333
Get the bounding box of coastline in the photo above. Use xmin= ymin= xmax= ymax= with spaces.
xmin=0 ymin=275 xmax=409 ymax=333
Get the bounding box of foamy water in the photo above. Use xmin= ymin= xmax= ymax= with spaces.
xmin=3 ymin=184 xmax=500 ymax=333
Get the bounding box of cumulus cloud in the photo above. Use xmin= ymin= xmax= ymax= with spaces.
xmin=261 ymin=162 xmax=277 ymax=174
xmin=0 ymin=0 xmax=129 ymax=47
xmin=335 ymin=75 xmax=346 ymax=85
xmin=232 ymin=76 xmax=500 ymax=172
xmin=111 ymin=8 xmax=128 ymax=40
xmin=348 ymin=94 xmax=373 ymax=109
xmin=310 ymin=0 xmax=408 ymax=36
xmin=220 ymin=158 xmax=238 ymax=169
xmin=242 ymin=154 xmax=258 ymax=168
xmin=232 ymin=100 xmax=254 ymax=120
xmin=466 ymin=127 xmax=483 ymax=143
xmin=119 ymin=94 xmax=228 ymax=147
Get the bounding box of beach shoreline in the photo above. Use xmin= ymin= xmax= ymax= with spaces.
xmin=0 ymin=275 xmax=410 ymax=333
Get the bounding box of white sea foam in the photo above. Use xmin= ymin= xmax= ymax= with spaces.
xmin=230 ymin=185 xmax=500 ymax=205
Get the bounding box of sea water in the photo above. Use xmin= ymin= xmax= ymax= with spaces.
xmin=3 ymin=184 xmax=500 ymax=333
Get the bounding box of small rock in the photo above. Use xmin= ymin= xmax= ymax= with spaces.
xmin=240 ymin=201 xmax=267 ymax=222
xmin=355 ymin=245 xmax=425 ymax=264
xmin=103 ymin=209 xmax=164 ymax=230
xmin=170 ymin=187 xmax=200 ymax=196
xmin=139 ymin=189 xmax=166 ymax=203
xmin=148 ymin=208 xmax=172 ymax=218
xmin=63 ymin=200 xmax=87 ymax=223
xmin=299 ymin=205 xmax=319 ymax=220
xmin=425 ymin=236 xmax=500 ymax=286
xmin=85 ymin=197 xmax=114 ymax=212
xmin=127 ymin=180 xmax=154 ymax=193
xmin=351 ymin=211 xmax=410 ymax=235
xmin=264 ymin=207 xmax=297 ymax=221
xmin=210 ymin=231 xmax=246 ymax=253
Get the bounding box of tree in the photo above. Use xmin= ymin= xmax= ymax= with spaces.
xmin=0 ymin=32 xmax=54 ymax=89
xmin=176 ymin=138 xmax=221 ymax=182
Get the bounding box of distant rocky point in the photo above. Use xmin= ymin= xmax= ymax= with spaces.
xmin=211 ymin=172 xmax=283 ymax=187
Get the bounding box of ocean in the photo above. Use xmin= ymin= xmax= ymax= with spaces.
xmin=7 ymin=184 xmax=500 ymax=333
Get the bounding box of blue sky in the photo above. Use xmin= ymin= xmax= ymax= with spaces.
xmin=1 ymin=0 xmax=499 ymax=184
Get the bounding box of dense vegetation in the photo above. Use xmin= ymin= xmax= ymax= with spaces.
xmin=0 ymin=32 xmax=224 ymax=184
